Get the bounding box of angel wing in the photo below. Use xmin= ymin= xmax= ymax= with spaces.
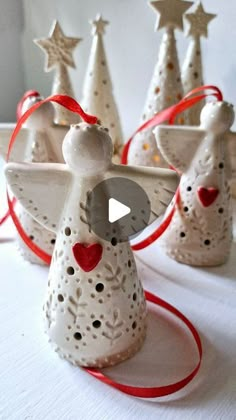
xmin=5 ymin=162 xmax=72 ymax=232
xmin=105 ymin=164 xmax=179 ymax=222
xmin=0 ymin=124 xmax=31 ymax=162
xmin=154 ymin=126 xmax=205 ymax=173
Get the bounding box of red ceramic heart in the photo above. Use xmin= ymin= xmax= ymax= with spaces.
xmin=72 ymin=242 xmax=103 ymax=272
xmin=197 ymin=187 xmax=219 ymax=207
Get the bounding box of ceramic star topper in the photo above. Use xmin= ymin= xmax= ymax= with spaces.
xmin=5 ymin=123 xmax=178 ymax=367
xmin=185 ymin=2 xmax=216 ymax=38
xmin=90 ymin=14 xmax=109 ymax=35
xmin=150 ymin=0 xmax=193 ymax=31
xmin=35 ymin=20 xmax=81 ymax=70
xmin=34 ymin=21 xmax=82 ymax=125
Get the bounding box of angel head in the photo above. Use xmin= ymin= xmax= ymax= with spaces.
xmin=200 ymin=101 xmax=235 ymax=134
xmin=21 ymin=95 xmax=55 ymax=130
xmin=62 ymin=123 xmax=113 ymax=176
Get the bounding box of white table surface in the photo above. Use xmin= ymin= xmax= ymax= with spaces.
xmin=0 ymin=185 xmax=235 ymax=419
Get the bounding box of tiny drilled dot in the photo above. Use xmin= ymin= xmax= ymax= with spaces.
xmin=111 ymin=237 xmax=117 ymax=246
xmin=67 ymin=267 xmax=74 ymax=275
xmin=74 ymin=332 xmax=82 ymax=340
xmin=57 ymin=294 xmax=64 ymax=302
xmin=65 ymin=227 xmax=71 ymax=236
xmin=93 ymin=320 xmax=101 ymax=328
xmin=95 ymin=283 xmax=104 ymax=292
xmin=142 ymin=143 xmax=150 ymax=151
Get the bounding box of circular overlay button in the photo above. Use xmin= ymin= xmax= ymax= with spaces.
xmin=85 ymin=177 xmax=151 ymax=243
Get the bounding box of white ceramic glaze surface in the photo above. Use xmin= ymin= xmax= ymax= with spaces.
xmin=155 ymin=100 xmax=235 ymax=266
xmin=5 ymin=123 xmax=178 ymax=367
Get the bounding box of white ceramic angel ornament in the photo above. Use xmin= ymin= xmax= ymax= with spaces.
xmin=154 ymin=100 xmax=235 ymax=266
xmin=1 ymin=94 xmax=68 ymax=264
xmin=5 ymin=124 xmax=178 ymax=367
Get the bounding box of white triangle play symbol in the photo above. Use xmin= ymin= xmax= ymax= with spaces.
xmin=108 ymin=198 xmax=131 ymax=223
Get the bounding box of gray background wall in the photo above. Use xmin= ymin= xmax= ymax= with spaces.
xmin=0 ymin=0 xmax=236 ymax=135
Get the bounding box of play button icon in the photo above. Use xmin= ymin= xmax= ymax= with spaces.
xmin=85 ymin=177 xmax=151 ymax=243
xmin=108 ymin=198 xmax=131 ymax=223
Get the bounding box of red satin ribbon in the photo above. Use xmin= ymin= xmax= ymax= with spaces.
xmin=85 ymin=290 xmax=202 ymax=398
xmin=121 ymin=85 xmax=223 ymax=251
xmin=5 ymin=94 xmax=97 ymax=262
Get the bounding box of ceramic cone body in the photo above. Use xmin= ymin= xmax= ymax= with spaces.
xmin=182 ymin=36 xmax=204 ymax=125
xmin=45 ymin=176 xmax=147 ymax=367
xmin=161 ymin=136 xmax=232 ymax=266
xmin=52 ymin=64 xmax=81 ymax=126
xmin=128 ymin=28 xmax=184 ymax=168
xmin=81 ymin=35 xmax=123 ymax=163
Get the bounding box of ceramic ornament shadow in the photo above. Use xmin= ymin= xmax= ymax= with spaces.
xmin=81 ymin=15 xmax=123 ymax=164
xmin=228 ymin=131 xmax=236 ymax=197
xmin=182 ymin=2 xmax=216 ymax=125
xmin=128 ymin=0 xmax=193 ymax=168
xmin=5 ymin=123 xmax=178 ymax=368
xmin=35 ymin=21 xmax=82 ymax=126
xmin=2 ymin=94 xmax=68 ymax=265
xmin=154 ymin=100 xmax=236 ymax=266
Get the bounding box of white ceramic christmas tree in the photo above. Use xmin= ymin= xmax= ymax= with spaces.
xmin=35 ymin=21 xmax=82 ymax=126
xmin=0 ymin=93 xmax=68 ymax=264
xmin=5 ymin=123 xmax=178 ymax=367
xmin=182 ymin=2 xmax=216 ymax=125
xmin=128 ymin=0 xmax=193 ymax=168
xmin=154 ymin=100 xmax=235 ymax=266
xmin=81 ymin=15 xmax=123 ymax=163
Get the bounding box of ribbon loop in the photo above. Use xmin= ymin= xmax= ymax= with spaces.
xmin=85 ymin=290 xmax=202 ymax=398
